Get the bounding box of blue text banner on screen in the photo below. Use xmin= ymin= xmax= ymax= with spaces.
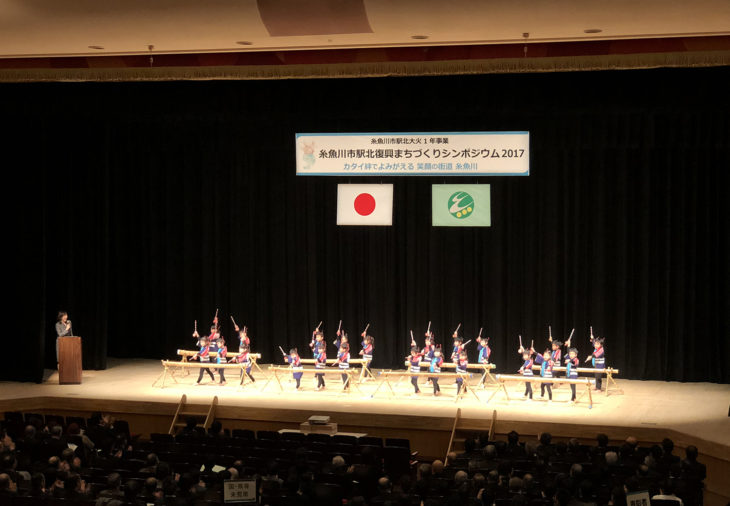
xmin=295 ymin=132 xmax=529 ymax=176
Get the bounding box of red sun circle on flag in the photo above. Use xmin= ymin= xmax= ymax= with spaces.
xmin=354 ymin=193 xmax=376 ymax=216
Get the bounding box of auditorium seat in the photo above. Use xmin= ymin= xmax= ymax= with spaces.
xmin=306 ymin=433 xmax=331 ymax=444
xmin=358 ymin=436 xmax=383 ymax=447
xmin=232 ymin=428 xmax=255 ymax=440
xmin=257 ymin=430 xmax=279 ymax=441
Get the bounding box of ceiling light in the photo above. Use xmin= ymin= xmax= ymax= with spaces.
xmin=88 ymin=45 xmax=104 ymax=50
xmin=584 ymin=29 xmax=603 ymax=34
xmin=236 ymin=41 xmax=253 ymax=46
xmin=411 ymin=35 xmax=429 ymax=40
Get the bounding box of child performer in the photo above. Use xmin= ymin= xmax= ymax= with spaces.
xmin=334 ymin=330 xmax=349 ymax=354
xmin=313 ymin=339 xmax=327 ymax=391
xmin=455 ymin=351 xmax=469 ymax=396
xmin=359 ymin=334 xmax=374 ymax=378
xmin=282 ymin=348 xmax=304 ymax=390
xmin=229 ymin=344 xmax=255 ymax=383
xmin=422 ymin=334 xmax=435 ymax=361
xmin=451 ymin=335 xmax=464 ymax=364
xmin=310 ymin=330 xmax=324 ymax=354
xmin=406 ymin=346 xmax=423 ymax=394
xmin=215 ymin=337 xmax=228 ymax=385
xmin=193 ymin=337 xmax=215 ymax=385
xmin=565 ymin=347 xmax=580 ymax=403
xmin=333 ymin=344 xmax=351 ymax=391
xmin=549 ymin=339 xmax=563 ymax=385
xmin=585 ymin=336 xmax=605 ymax=390
xmin=234 ymin=324 xmax=250 ymax=349
xmin=518 ymin=345 xmax=535 ymax=400
xmin=534 ymin=350 xmax=554 ymax=401
xmin=476 ymin=335 xmax=491 ymax=386
xmin=429 ymin=346 xmax=444 ymax=396
xmin=207 ymin=325 xmax=220 ymax=353
xmin=477 ymin=335 xmax=491 ymax=363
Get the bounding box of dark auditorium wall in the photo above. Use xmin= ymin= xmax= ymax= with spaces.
xmin=2 ymin=67 xmax=728 ymax=383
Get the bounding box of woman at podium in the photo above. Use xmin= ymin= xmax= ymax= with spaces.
xmin=55 ymin=311 xmax=73 ymax=364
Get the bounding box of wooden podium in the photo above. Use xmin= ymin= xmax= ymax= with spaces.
xmin=58 ymin=336 xmax=82 ymax=384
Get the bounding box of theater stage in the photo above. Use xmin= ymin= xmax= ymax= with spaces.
xmin=2 ymin=358 xmax=729 ymax=504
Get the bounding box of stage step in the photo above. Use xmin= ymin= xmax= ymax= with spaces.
xmin=168 ymin=394 xmax=218 ymax=435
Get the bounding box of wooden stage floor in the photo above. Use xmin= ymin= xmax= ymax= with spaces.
xmin=2 ymin=358 xmax=728 ymax=449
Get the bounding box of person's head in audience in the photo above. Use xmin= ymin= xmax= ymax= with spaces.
xmin=539 ymin=432 xmax=552 ymax=446
xmin=661 ymin=437 xmax=674 ymax=455
xmin=124 ymin=479 xmax=140 ymax=502
xmin=143 ymin=477 xmax=157 ymax=496
xmin=431 ymin=460 xmax=444 ymax=476
xmin=568 ymin=438 xmax=580 ymax=451
xmin=332 ymin=455 xmax=346 ymax=472
xmin=106 ymin=472 xmax=121 ymax=491
xmin=507 ymin=430 xmax=519 ymax=446
xmin=454 ymin=470 xmax=468 ymax=485
xmin=155 ymin=461 xmax=170 ymax=480
xmin=637 ymin=464 xmax=649 ymax=477
xmin=464 ymin=437 xmax=476 ymax=454
xmin=145 ymin=453 xmax=159 ymax=468
xmin=60 ymin=448 xmax=74 ymax=464
xmin=487 ymin=470 xmax=498 ymax=484
xmin=446 ymin=451 xmax=457 ymax=463
xmin=685 ymin=445 xmax=699 ymax=462
xmin=596 ymin=433 xmax=608 ymax=448
xmin=0 ymin=473 xmax=13 ymax=493
xmin=524 ymin=441 xmax=537 ymax=457
xmin=350 ymin=497 xmax=367 ymax=506
xmin=377 ymin=477 xmax=391 ymax=495
xmin=605 ymin=451 xmax=618 ymax=466
xmin=624 ymin=476 xmax=641 ymax=493
xmin=66 ymin=423 xmax=81 ymax=436
xmin=570 ymin=463 xmax=583 ymax=478
xmin=50 ymin=425 xmax=63 ymax=439
xmin=625 ymin=436 xmax=638 ymax=449
xmin=508 ymin=476 xmax=523 ymax=493
xmin=228 ymin=467 xmax=239 ymax=479
xmin=484 ymin=444 xmax=496 ymax=460
xmin=30 ymin=472 xmax=45 ymax=493
xmin=478 ymin=433 xmax=489 ymax=449
xmin=417 ymin=462 xmax=431 ymax=480
xmin=209 ymin=420 xmax=223 ymax=437
xmin=185 ymin=417 xmax=198 ymax=432
xmin=24 ymin=425 xmax=37 ymax=439
xmin=610 ymin=485 xmax=627 ymax=506
xmin=473 ymin=472 xmax=485 ymax=492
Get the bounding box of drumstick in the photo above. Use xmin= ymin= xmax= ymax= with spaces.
xmin=519 ymin=335 xmax=523 ymax=349
xmin=410 ymin=330 xmax=415 ymax=345
xmin=363 ymin=323 xmax=370 ymax=333
xmin=454 ymin=323 xmax=461 ymax=334
xmin=230 ymin=315 xmax=237 ymax=328
xmin=316 ymin=321 xmax=323 ymax=331
xmin=463 ymin=339 xmax=472 ymax=347
xmin=548 ymin=325 xmax=552 ymax=342
xmin=427 ymin=321 xmax=431 ymax=334
xmin=278 ymin=346 xmax=286 ymax=356
xmin=338 ymin=320 xmax=342 ymax=333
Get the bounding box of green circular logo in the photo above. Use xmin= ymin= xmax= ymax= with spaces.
xmin=448 ymin=191 xmax=475 ymax=219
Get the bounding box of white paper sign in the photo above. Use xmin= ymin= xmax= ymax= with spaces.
xmin=295 ymin=132 xmax=529 ymax=176
xmin=223 ymin=479 xmax=256 ymax=503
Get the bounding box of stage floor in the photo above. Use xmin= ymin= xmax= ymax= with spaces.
xmin=2 ymin=358 xmax=729 ymax=448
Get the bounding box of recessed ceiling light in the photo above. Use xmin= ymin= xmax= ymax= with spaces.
xmin=88 ymin=45 xmax=104 ymax=50
xmin=584 ymin=28 xmax=603 ymax=34
xmin=236 ymin=41 xmax=253 ymax=46
xmin=411 ymin=35 xmax=429 ymax=40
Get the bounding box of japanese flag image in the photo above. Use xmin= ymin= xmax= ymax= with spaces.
xmin=337 ymin=184 xmax=393 ymax=226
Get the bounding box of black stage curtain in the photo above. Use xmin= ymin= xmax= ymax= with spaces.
xmin=2 ymin=67 xmax=728 ymax=383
